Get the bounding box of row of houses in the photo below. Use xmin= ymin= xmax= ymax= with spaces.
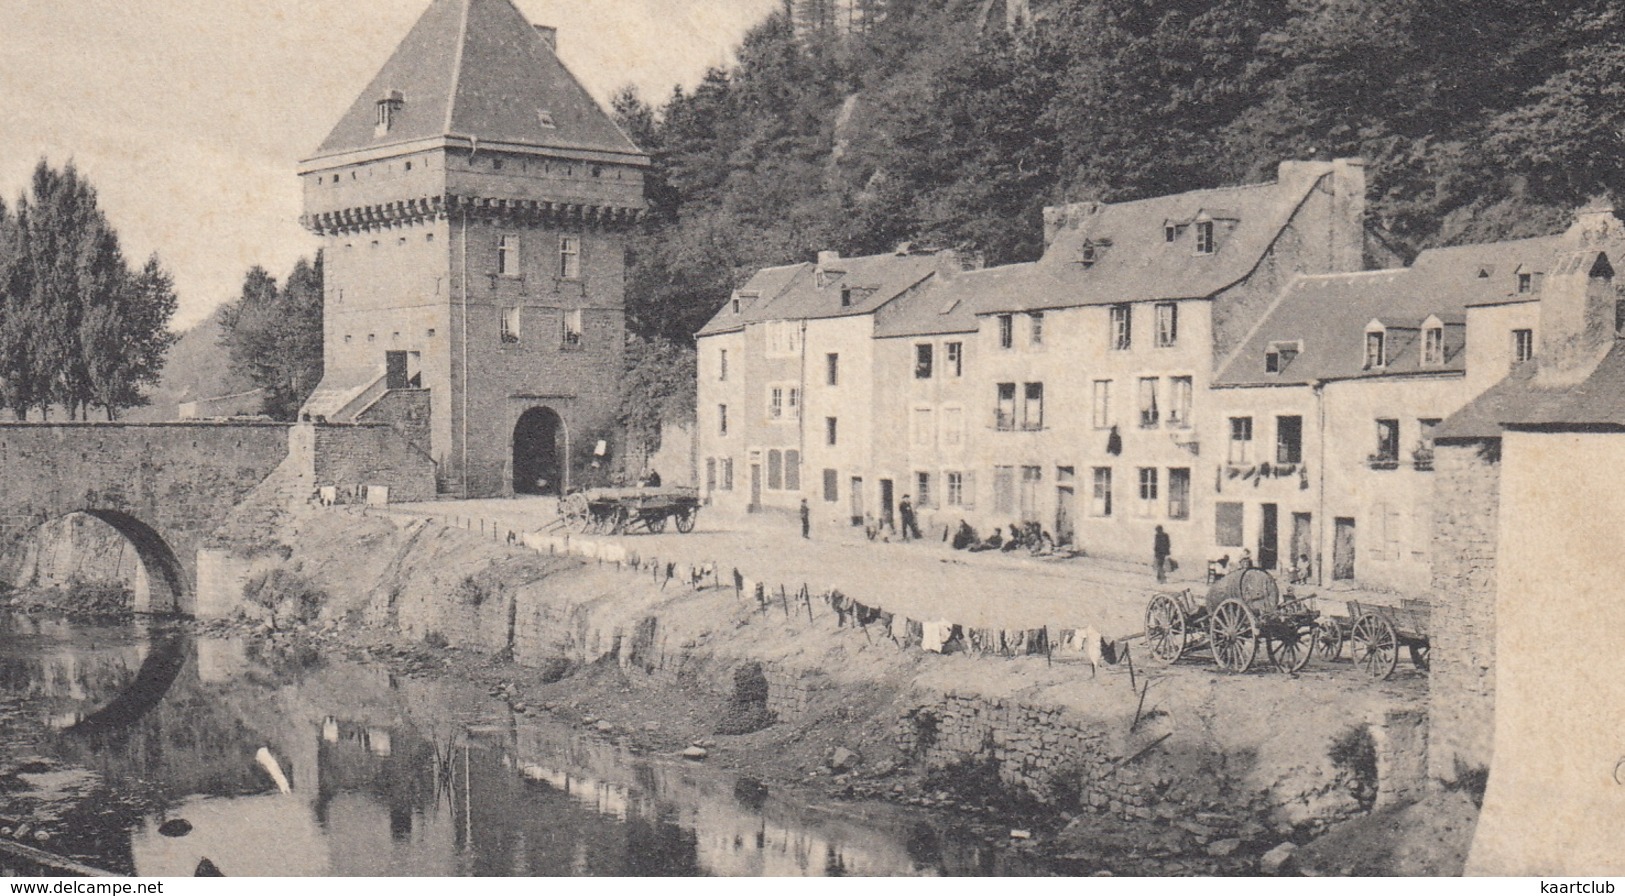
xmin=694 ymin=157 xmax=1607 ymax=595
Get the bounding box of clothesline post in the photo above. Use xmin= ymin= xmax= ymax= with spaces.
xmin=778 ymin=585 xmax=789 ymax=619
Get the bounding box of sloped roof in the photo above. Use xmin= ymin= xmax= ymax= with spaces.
xmin=310 ymin=0 xmax=642 ymax=161
xmin=1214 ymin=234 xmax=1569 ymax=387
xmin=980 ymin=168 xmax=1328 ymax=314
xmin=696 ymin=253 xmax=943 ymax=337
xmin=1435 ymin=343 xmax=1625 ymax=438
xmin=874 ymin=263 xmax=1049 ymax=338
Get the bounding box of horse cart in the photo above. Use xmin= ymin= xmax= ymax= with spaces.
xmin=1143 ymin=568 xmax=1321 ymax=673
xmin=1315 ymin=598 xmax=1430 ymax=680
xmin=556 ymin=487 xmax=701 ymax=535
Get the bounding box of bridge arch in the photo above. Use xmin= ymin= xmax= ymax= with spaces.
xmin=22 ymin=510 xmax=190 ymax=616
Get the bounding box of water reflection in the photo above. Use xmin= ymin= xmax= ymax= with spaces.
xmin=0 ymin=613 xmax=1033 ymax=877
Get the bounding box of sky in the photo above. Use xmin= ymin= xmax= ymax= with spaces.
xmin=0 ymin=0 xmax=781 ymax=328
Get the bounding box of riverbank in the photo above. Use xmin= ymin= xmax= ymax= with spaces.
xmin=198 ymin=505 xmax=1465 ymax=875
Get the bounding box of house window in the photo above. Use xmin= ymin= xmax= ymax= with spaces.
xmin=788 ymin=388 xmax=800 ymax=420
xmin=912 ymin=408 xmax=934 ymax=446
xmin=996 ymin=383 xmax=1017 ymax=431
xmin=1168 ymin=376 xmax=1193 ymax=428
xmin=823 ymin=469 xmax=839 ymax=502
xmin=1164 ymin=224 xmax=1178 ymax=243
xmin=840 ymin=286 xmax=853 ymax=308
xmin=718 ymin=404 xmax=728 ymax=436
xmin=1111 ymin=304 xmax=1132 ymax=350
xmin=1168 ymin=468 xmax=1191 ymax=520
xmin=1195 ymin=221 xmax=1215 ymax=255
xmin=722 ymin=458 xmax=734 ymax=490
xmin=1155 ymin=302 xmax=1178 ymax=347
xmin=1512 ymin=329 xmax=1535 ymax=365
xmin=770 ymin=387 xmax=784 ymax=420
xmin=1090 ymin=467 xmax=1113 ymax=517
xmin=942 ymin=406 xmax=964 ymax=447
xmin=706 ymin=459 xmax=718 ymax=492
xmin=1137 ymin=468 xmax=1159 ymax=518
xmin=1375 ymin=418 xmax=1401 ymax=464
xmin=1518 ymin=272 xmax=1532 ymax=294
xmin=993 ymin=466 xmax=1016 ymax=513
xmin=1030 ymin=312 xmax=1045 ymax=347
xmin=1216 ymin=502 xmax=1244 ymax=547
xmin=501 ymin=307 xmax=520 ymax=344
xmin=562 ymin=309 xmax=583 ymax=348
xmin=1276 ymin=416 xmax=1303 ymax=464
xmin=1138 ymin=377 xmax=1161 ymax=429
xmin=946 ymin=472 xmax=965 ymax=507
xmin=766 ymin=320 xmax=802 ymax=357
xmin=1022 ymin=383 xmax=1044 ymax=431
xmin=826 ymin=417 xmax=838 ymax=446
xmin=768 ymin=450 xmax=783 ymax=490
xmin=1228 ymin=417 xmax=1254 ymax=464
xmin=559 ymin=235 xmax=581 ymax=280
xmin=1365 ymin=331 xmax=1386 ymax=369
xmin=826 ymin=353 xmax=839 ymax=386
xmin=1018 ymin=466 xmax=1042 ymax=522
xmin=915 ymin=343 xmax=934 ymax=379
xmin=1423 ymin=327 xmax=1444 ymax=366
xmin=1092 ymin=380 xmax=1112 ymax=429
xmin=998 ymin=314 xmax=1014 ymax=349
xmin=497 ymin=235 xmax=519 ymax=277
xmin=785 ymin=450 xmax=801 ymax=491
xmin=917 ymin=472 xmax=933 ymax=508
xmin=719 ymin=349 xmax=729 ymax=381
xmin=946 ymin=342 xmax=963 ymax=377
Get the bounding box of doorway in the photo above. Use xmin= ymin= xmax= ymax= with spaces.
xmin=750 ymin=464 xmax=763 ymax=511
xmin=1259 ymin=503 xmax=1279 ymax=570
xmin=880 ymin=479 xmax=896 ymax=530
xmin=512 ymin=407 xmax=563 ymax=495
xmin=1334 ymin=517 xmax=1357 ymax=580
xmin=1056 ymin=486 xmax=1076 ymax=547
xmin=850 ymin=476 xmax=865 ymax=526
xmin=1292 ymin=512 xmax=1313 ymax=578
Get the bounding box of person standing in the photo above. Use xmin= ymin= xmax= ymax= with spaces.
xmin=799 ymin=498 xmax=810 ymax=539
xmin=899 ymin=495 xmax=922 ymax=542
xmin=1153 ymin=525 xmax=1172 ymax=583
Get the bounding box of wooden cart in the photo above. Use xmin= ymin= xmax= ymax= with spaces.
xmin=557 ymin=487 xmax=701 ymax=535
xmin=1143 ymin=568 xmax=1321 ymax=674
xmin=1317 ymin=598 xmax=1430 ymax=680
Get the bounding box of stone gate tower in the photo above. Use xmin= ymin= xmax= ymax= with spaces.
xmin=299 ymin=0 xmax=648 ymax=498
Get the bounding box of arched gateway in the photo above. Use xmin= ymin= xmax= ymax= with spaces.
xmin=513 ymin=407 xmax=566 ymax=495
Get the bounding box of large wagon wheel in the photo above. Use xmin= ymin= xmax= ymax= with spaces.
xmin=1209 ymin=598 xmax=1259 ymax=673
xmin=1265 ymin=618 xmax=1316 ymax=674
xmin=646 ymin=512 xmax=668 ymax=534
xmin=1145 ymin=593 xmax=1189 ymax=665
xmin=1351 ymin=613 xmax=1400 ymax=680
xmin=675 ymin=507 xmax=698 ymax=534
xmin=1315 ymin=619 xmax=1345 ymax=662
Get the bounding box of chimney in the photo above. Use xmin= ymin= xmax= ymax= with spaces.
xmin=1330 ymin=157 xmax=1368 ymax=272
xmin=534 ymin=24 xmax=558 ymax=51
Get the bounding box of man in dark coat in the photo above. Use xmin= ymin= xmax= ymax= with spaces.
xmin=899 ymin=495 xmax=922 ymax=541
xmin=1154 ymin=525 xmax=1172 ymax=583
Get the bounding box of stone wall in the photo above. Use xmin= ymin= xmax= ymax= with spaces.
xmin=299 ymin=423 xmax=438 ymax=504
xmin=355 ymin=388 xmax=432 ymax=456
xmin=1427 ymin=438 xmax=1501 ymax=780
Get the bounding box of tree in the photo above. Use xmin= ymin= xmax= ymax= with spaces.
xmin=79 ymin=255 xmax=179 ymax=419
xmin=616 ymin=335 xmax=697 ymax=459
xmin=218 ymin=255 xmax=324 ymax=421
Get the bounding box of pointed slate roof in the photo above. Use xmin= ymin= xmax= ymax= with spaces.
xmin=310 ymin=0 xmax=642 ymax=161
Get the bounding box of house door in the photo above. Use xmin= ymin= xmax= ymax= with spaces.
xmin=1259 ymin=503 xmax=1279 ymax=571
xmin=1333 ymin=517 xmax=1356 ymax=580
xmin=850 ymin=477 xmax=865 ymax=526
xmin=1056 ymin=486 xmax=1076 ymax=547
xmin=750 ymin=464 xmax=763 ymax=511
xmin=880 ymin=479 xmax=895 ymax=530
xmin=1292 ymin=513 xmax=1313 ymax=578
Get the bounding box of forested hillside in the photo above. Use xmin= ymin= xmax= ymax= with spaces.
xmin=616 ymin=0 xmax=1625 ymax=347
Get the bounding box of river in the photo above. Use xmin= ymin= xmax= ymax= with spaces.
xmin=0 ymin=610 xmax=1042 ymax=877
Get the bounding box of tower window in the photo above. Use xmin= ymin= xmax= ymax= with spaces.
xmin=501 ymin=308 xmax=520 ymax=344
xmin=559 ymin=236 xmax=581 ymax=280
xmin=497 ymin=235 xmax=519 ymax=277
xmin=562 ymin=309 xmax=584 ymax=348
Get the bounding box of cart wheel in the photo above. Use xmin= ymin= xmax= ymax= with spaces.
xmin=1315 ymin=619 xmax=1344 ymax=662
xmin=1266 ymin=619 xmax=1316 ymax=674
xmin=1351 ymin=614 xmax=1399 ymax=680
xmin=675 ymin=508 xmax=698 ymax=534
xmin=647 ymin=514 xmax=668 ymax=534
xmin=1408 ymin=641 xmax=1430 ymax=672
xmin=1209 ymin=598 xmax=1259 ymax=673
xmin=1145 ymin=593 xmax=1188 ymax=665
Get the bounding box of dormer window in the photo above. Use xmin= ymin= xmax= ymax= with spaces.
xmin=375 ymin=91 xmax=404 ymax=136
xmin=1194 ymin=221 xmax=1215 ymax=255
xmin=1365 ymin=329 xmax=1387 ymax=369
xmin=538 ymin=110 xmax=557 ymax=129
xmin=1265 ymin=340 xmax=1301 ymax=373
xmin=1080 ymin=243 xmax=1098 ymax=266
xmin=1517 ymin=272 xmax=1532 ymax=294
xmin=1423 ymin=326 xmax=1444 ymax=366
xmin=840 ymin=286 xmax=852 ymax=308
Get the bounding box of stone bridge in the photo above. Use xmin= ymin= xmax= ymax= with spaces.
xmin=0 ymin=421 xmax=437 ymax=615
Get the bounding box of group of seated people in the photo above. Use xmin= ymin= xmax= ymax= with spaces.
xmin=951 ymin=520 xmax=1063 ymax=555
xmin=1208 ymin=551 xmax=1315 ymax=583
